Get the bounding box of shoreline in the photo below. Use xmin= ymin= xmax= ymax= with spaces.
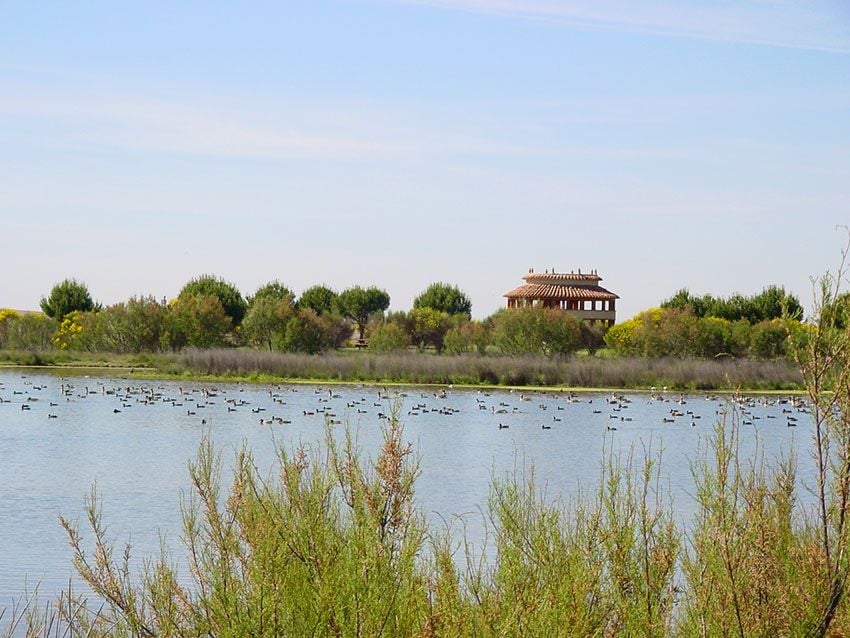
xmin=0 ymin=362 xmax=808 ymax=395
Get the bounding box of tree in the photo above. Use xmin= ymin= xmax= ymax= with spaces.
xmin=751 ymin=285 xmax=803 ymax=322
xmin=123 ymin=296 xmax=168 ymax=353
xmin=368 ymin=323 xmax=410 ymax=353
xmin=821 ymin=292 xmax=850 ymax=330
xmin=281 ymin=309 xmax=332 ymax=354
xmin=242 ymin=296 xmax=295 ymax=351
xmin=443 ymin=320 xmax=490 ymax=355
xmin=749 ymin=319 xmax=790 ymax=359
xmin=639 ymin=308 xmax=699 ymax=357
xmin=165 ymin=295 xmax=232 ymax=350
xmin=413 ymin=283 xmax=472 ymax=319
xmin=491 ymin=307 xmax=581 ymax=356
xmin=0 ymin=309 xmax=20 ymax=348
xmin=66 ymin=297 xmax=168 ymax=353
xmin=40 ymin=279 xmax=97 ymax=320
xmin=662 ymin=285 xmax=803 ymax=324
xmin=579 ymin=322 xmax=607 ymax=354
xmin=249 ymin=280 xmax=295 ymax=305
xmin=7 ymin=313 xmax=57 ymax=352
xmin=297 ymin=285 xmax=339 ymax=316
xmin=337 ymin=286 xmax=391 ymax=341
xmin=661 ymin=288 xmax=713 ymax=318
xmin=179 ymin=275 xmax=247 ymax=326
xmin=53 ymin=310 xmax=90 ymax=350
xmin=408 ymin=307 xmax=453 ymax=352
xmin=693 ymin=317 xmax=735 ymax=358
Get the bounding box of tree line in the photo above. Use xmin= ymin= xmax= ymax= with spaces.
xmin=0 ymin=277 xmax=822 ymax=360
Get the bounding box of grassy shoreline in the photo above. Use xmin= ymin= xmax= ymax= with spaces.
xmin=0 ymin=348 xmax=805 ymax=393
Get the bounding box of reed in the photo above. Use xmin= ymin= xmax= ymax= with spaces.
xmin=174 ymin=348 xmax=803 ymax=390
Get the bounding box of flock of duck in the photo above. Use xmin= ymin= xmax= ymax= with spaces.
xmin=0 ymin=374 xmax=813 ymax=435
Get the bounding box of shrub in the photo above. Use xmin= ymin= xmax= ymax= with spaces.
xmin=491 ymin=307 xmax=581 ymax=356
xmin=164 ymin=294 xmax=232 ymax=350
xmin=368 ymin=322 xmax=410 ymax=353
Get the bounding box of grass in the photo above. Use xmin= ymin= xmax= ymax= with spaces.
xmin=0 ymin=347 xmax=802 ymax=390
xmin=170 ymin=348 xmax=802 ymax=391
xmin=0 ymin=349 xmax=159 ymax=369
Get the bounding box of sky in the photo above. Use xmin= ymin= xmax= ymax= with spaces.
xmin=2 ymin=0 xmax=849 ymax=320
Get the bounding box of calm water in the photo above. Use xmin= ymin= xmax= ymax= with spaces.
xmin=0 ymin=369 xmax=814 ymax=607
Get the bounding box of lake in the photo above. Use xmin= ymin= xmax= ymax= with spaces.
xmin=0 ymin=368 xmax=814 ymax=608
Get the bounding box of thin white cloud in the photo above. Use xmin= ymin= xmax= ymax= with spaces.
xmin=1 ymin=83 xmax=693 ymax=163
xmin=0 ymin=90 xmax=394 ymax=160
xmin=385 ymin=0 xmax=850 ymax=54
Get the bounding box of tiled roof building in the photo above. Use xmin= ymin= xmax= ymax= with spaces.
xmin=504 ymin=268 xmax=618 ymax=326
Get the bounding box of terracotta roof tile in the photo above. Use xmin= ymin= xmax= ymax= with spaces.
xmin=504 ymin=284 xmax=619 ymax=301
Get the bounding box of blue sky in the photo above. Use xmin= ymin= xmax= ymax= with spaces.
xmin=2 ymin=0 xmax=849 ymax=319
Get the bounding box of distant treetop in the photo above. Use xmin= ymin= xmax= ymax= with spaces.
xmin=178 ymin=274 xmax=247 ymax=325
xmin=661 ymin=285 xmax=803 ymax=323
xmin=296 ymin=285 xmax=338 ymax=316
xmin=413 ymin=282 xmax=472 ymax=319
xmin=40 ymin=279 xmax=98 ymax=320
xmin=249 ymin=280 xmax=294 ymax=305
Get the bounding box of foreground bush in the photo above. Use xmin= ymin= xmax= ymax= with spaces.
xmin=35 ymin=413 xmax=683 ymax=637
xmin=9 ymin=405 xmax=848 ymax=637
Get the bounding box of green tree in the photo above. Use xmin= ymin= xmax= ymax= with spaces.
xmin=443 ymin=320 xmax=490 ymax=355
xmin=491 ymin=307 xmax=581 ymax=356
xmin=165 ymin=295 xmax=232 ymax=349
xmin=337 ymin=286 xmax=391 ymax=341
xmin=604 ymin=318 xmax=640 ymax=355
xmin=7 ymin=313 xmax=57 ymax=352
xmin=40 ymin=279 xmax=98 ymax=320
xmin=297 ymin=285 xmax=339 ymax=316
xmin=693 ymin=316 xmax=734 ymax=358
xmin=640 ymin=308 xmax=699 ymax=357
xmin=662 ymin=285 xmax=803 ymax=324
xmin=319 ymin=312 xmax=355 ymax=349
xmin=249 ymin=280 xmax=294 ymax=305
xmin=368 ymin=322 xmax=410 ymax=353
xmin=661 ymin=288 xmax=713 ymax=318
xmin=282 ymin=309 xmax=332 ymax=354
xmin=751 ymin=285 xmax=803 ymax=322
xmin=821 ymin=292 xmax=850 ymax=330
xmin=413 ymin=283 xmax=472 ymax=319
xmin=242 ymin=296 xmax=295 ymax=351
xmin=123 ymin=296 xmax=168 ymax=353
xmin=408 ymin=307 xmax=453 ymax=352
xmin=749 ymin=319 xmax=791 ymax=359
xmin=578 ymin=322 xmax=607 ymax=354
xmin=179 ymin=275 xmax=247 ymax=326
xmin=0 ymin=309 xmax=20 ymax=348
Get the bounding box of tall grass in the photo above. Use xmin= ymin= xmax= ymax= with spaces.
xmin=175 ymin=348 xmax=803 ymax=390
